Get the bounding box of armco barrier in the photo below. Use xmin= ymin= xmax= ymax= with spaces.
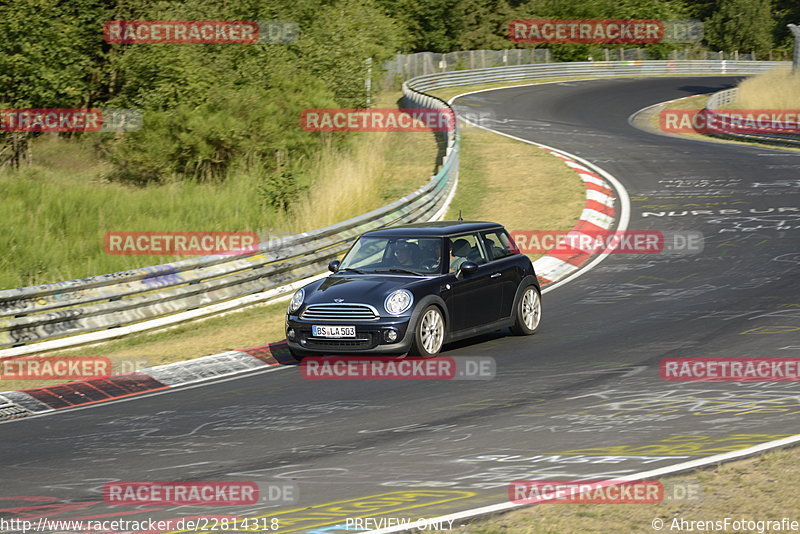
xmin=0 ymin=90 xmax=458 ymax=355
xmin=0 ymin=59 xmax=787 ymax=356
xmin=704 ymin=87 xmax=800 ymax=148
xmin=404 ymin=59 xmax=787 ymax=92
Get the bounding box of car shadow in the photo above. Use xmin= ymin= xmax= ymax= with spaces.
xmin=442 ymin=328 xmax=511 ymax=353
xmin=676 ymin=81 xmax=740 ymax=95
xmin=269 ymin=329 xmax=515 ymax=365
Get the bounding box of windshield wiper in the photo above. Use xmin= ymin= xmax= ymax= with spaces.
xmin=374 ymin=268 xmax=424 ymax=276
xmin=339 ymin=268 xmax=366 ymax=274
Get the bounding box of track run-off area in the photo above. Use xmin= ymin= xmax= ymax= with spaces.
xmin=1 ymin=76 xmax=799 ymax=533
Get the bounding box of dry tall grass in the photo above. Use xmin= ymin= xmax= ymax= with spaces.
xmin=730 ymin=67 xmax=800 ymax=109
xmin=1 ymin=105 xmax=435 ymax=288
xmin=286 ymin=132 xmax=386 ymax=233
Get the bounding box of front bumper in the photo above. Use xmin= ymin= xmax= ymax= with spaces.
xmin=286 ymin=314 xmax=415 ymax=355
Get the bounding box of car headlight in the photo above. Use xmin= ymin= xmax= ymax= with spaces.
xmin=384 ymin=289 xmax=413 ymax=315
xmin=288 ymin=289 xmax=304 ymax=314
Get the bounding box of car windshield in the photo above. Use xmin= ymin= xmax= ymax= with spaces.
xmin=338 ymin=236 xmax=443 ymax=275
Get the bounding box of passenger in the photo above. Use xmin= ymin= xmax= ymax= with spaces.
xmin=449 ymin=238 xmax=471 ymax=272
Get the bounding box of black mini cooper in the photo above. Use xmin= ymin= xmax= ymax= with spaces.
xmin=285 ymin=221 xmax=541 ymax=358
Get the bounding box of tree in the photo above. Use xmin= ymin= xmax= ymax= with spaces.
xmin=0 ymin=0 xmax=109 ymax=166
xmin=705 ymin=0 xmax=775 ymax=54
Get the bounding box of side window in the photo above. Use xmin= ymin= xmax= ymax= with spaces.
xmin=448 ymin=234 xmax=487 ymax=272
xmin=482 ymin=230 xmax=518 ymax=261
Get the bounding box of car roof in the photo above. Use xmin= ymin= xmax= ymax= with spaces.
xmin=362 ymin=221 xmax=504 ymax=238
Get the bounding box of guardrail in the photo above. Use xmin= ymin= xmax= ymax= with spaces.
xmin=405 ymin=59 xmax=786 ymax=92
xmin=0 ymin=59 xmax=787 ymax=356
xmin=0 ymin=88 xmax=458 ymax=356
xmin=704 ymin=87 xmax=800 ymax=147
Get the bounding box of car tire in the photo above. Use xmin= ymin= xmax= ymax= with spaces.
xmin=409 ymin=305 xmax=445 ymax=358
xmin=511 ymin=285 xmax=541 ymax=335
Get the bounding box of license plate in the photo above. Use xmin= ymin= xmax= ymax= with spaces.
xmin=312 ymin=325 xmax=356 ymax=338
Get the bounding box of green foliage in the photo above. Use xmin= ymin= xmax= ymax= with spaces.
xmin=0 ymin=0 xmax=107 ymax=108
xmin=0 ymin=0 xmax=402 ymax=185
xmin=772 ymin=0 xmax=800 ymax=53
xmin=0 ymin=0 xmax=791 ymax=193
xmin=0 ymin=0 xmax=790 ymax=180
xmin=296 ymin=0 xmax=404 ymax=106
xmin=705 ymin=0 xmax=775 ymax=53
xmin=507 ymin=0 xmax=692 ymax=61
xmin=104 ymin=76 xmax=334 ymax=185
xmin=258 ymin=166 xmax=308 ymax=211
xmin=377 ymin=0 xmax=464 ymax=52
xmin=455 ymin=0 xmax=517 ymax=50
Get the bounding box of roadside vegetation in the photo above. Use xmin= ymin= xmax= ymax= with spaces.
xmin=0 ymin=113 xmax=437 ymax=289
xmin=728 ymin=67 xmax=800 ymax=109
xmin=7 ymin=81 xmax=585 ymax=390
xmin=439 ymin=117 xmax=584 ymax=264
xmin=635 ymin=69 xmax=800 ymax=152
xmin=2 ymin=0 xmax=796 ymax=288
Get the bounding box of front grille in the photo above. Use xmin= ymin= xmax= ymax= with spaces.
xmin=304 ymin=333 xmax=376 ymax=349
xmin=300 ymin=303 xmax=379 ymax=321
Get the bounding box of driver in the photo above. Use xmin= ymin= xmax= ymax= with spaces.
xmin=393 ymin=241 xmax=417 ymax=269
xmin=420 ymin=240 xmax=442 ymax=272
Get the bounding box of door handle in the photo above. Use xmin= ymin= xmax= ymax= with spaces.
xmin=490 ymin=272 xmax=502 ymax=279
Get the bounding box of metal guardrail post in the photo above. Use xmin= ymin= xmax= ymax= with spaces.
xmin=789 ymin=24 xmax=800 ymax=72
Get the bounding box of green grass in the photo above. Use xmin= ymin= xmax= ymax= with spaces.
xmin=0 ymin=148 xmax=277 ymax=289
xmin=1 ymin=82 xmax=585 ymax=388
xmin=0 ymin=91 xmax=438 ymax=290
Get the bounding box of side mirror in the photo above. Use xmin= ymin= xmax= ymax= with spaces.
xmin=456 ymin=261 xmax=478 ymax=279
xmin=328 ymin=260 xmax=340 ymax=273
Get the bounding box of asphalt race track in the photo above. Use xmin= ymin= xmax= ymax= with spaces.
xmin=2 ymin=77 xmax=799 ymax=532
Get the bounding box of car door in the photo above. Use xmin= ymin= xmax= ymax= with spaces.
xmin=480 ymin=229 xmax=523 ymax=318
xmin=443 ymin=233 xmax=503 ymax=332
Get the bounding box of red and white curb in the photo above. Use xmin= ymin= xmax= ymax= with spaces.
xmin=448 ymin=86 xmax=630 ymax=294
xmin=532 ymin=149 xmax=617 ymax=287
xmin=0 ymin=149 xmax=620 ymax=423
xmin=0 ymin=343 xmax=289 ymax=421
xmin=0 ymin=100 xmax=628 ymax=423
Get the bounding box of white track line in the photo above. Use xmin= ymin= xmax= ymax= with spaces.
xmin=365 ymin=434 xmax=800 ymax=533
